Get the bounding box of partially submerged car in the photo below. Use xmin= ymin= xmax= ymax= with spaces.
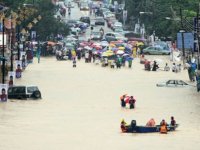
xmin=143 ymin=46 xmax=170 ymax=55
xmin=90 ymin=31 xmax=103 ymax=41
xmin=156 ymin=80 xmax=192 ymax=87
xmin=8 ymin=85 xmax=42 ymax=100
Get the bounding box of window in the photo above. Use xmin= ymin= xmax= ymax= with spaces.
xmin=13 ymin=87 xmax=25 ymax=94
xmin=167 ymin=80 xmax=175 ymax=85
xmin=27 ymin=87 xmax=38 ymax=94
xmin=177 ymin=80 xmax=187 ymax=85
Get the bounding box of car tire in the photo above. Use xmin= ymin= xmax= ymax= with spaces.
xmin=17 ymin=96 xmax=23 ymax=100
xmin=145 ymin=52 xmax=150 ymax=55
xmin=32 ymin=91 xmax=41 ymax=99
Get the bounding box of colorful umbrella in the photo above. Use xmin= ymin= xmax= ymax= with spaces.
xmin=118 ymin=47 xmax=125 ymax=50
xmin=102 ymin=50 xmax=114 ymax=57
xmin=109 ymin=43 xmax=116 ymax=47
xmin=100 ymin=41 xmax=109 ymax=47
xmin=136 ymin=42 xmax=144 ymax=46
xmin=117 ymin=50 xmax=124 ymax=55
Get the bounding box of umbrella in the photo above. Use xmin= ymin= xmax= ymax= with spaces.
xmin=112 ymin=47 xmax=118 ymax=51
xmin=77 ymin=47 xmax=82 ymax=51
xmin=126 ymin=57 xmax=134 ymax=61
xmin=109 ymin=43 xmax=116 ymax=47
xmin=100 ymin=41 xmax=109 ymax=47
xmin=118 ymin=47 xmax=125 ymax=50
xmin=84 ymin=46 xmax=92 ymax=50
xmin=125 ymin=96 xmax=130 ymax=103
xmin=116 ymin=50 xmax=124 ymax=55
xmin=102 ymin=50 xmax=114 ymax=57
xmin=136 ymin=42 xmax=144 ymax=46
xmin=94 ymin=45 xmax=102 ymax=50
xmin=80 ymin=42 xmax=88 ymax=47
xmin=122 ymin=53 xmax=129 ymax=57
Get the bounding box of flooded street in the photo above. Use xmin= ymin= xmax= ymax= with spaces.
xmin=0 ymin=57 xmax=199 ymax=150
xmin=0 ymin=3 xmax=200 ymax=150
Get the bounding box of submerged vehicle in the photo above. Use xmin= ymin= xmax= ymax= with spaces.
xmin=8 ymin=86 xmax=42 ymax=100
xmin=121 ymin=120 xmax=179 ymax=133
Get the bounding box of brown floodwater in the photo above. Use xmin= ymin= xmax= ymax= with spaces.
xmin=0 ymin=56 xmax=199 ymax=150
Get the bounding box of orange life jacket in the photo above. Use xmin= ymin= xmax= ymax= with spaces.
xmin=160 ymin=125 xmax=167 ymax=134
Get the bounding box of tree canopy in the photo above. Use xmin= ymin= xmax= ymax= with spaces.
xmin=113 ymin=0 xmax=199 ymax=40
xmin=1 ymin=0 xmax=69 ymax=41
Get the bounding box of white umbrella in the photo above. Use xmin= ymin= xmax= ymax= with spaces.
xmin=100 ymin=41 xmax=109 ymax=47
xmin=84 ymin=46 xmax=92 ymax=50
xmin=117 ymin=50 xmax=124 ymax=55
xmin=122 ymin=53 xmax=129 ymax=56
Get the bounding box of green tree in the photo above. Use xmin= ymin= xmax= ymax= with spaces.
xmin=1 ymin=0 xmax=69 ymax=41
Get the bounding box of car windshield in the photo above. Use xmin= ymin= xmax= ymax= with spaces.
xmin=177 ymin=80 xmax=188 ymax=85
xmin=68 ymin=20 xmax=77 ymax=23
xmin=167 ymin=80 xmax=175 ymax=84
xmin=27 ymin=86 xmax=39 ymax=93
xmin=96 ymin=18 xmax=104 ymax=21
xmin=115 ymin=28 xmax=123 ymax=32
xmin=93 ymin=32 xmax=100 ymax=35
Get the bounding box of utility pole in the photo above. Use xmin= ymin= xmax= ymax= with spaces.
xmin=180 ymin=7 xmax=185 ymax=64
xmin=197 ymin=3 xmax=200 ymax=70
xmin=2 ymin=18 xmax=5 ymax=84
xmin=10 ymin=14 xmax=13 ymax=71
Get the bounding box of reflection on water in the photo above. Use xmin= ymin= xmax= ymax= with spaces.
xmin=0 ymin=57 xmax=199 ymax=150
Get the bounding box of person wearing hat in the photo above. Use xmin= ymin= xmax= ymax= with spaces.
xmin=120 ymin=119 xmax=128 ymax=132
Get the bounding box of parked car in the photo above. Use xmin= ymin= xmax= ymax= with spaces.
xmin=114 ymin=27 xmax=124 ymax=34
xmin=94 ymin=17 xmax=105 ymax=26
xmin=102 ymin=36 xmax=118 ymax=43
xmin=156 ymin=80 xmax=192 ymax=87
xmin=107 ymin=19 xmax=117 ymax=28
xmin=112 ymin=21 xmax=123 ymax=31
xmin=80 ymin=2 xmax=89 ymax=10
xmin=143 ymin=46 xmax=170 ymax=55
xmin=104 ymin=32 xmax=127 ymax=41
xmin=66 ymin=19 xmax=79 ymax=27
xmin=90 ymin=31 xmax=103 ymax=41
xmin=80 ymin=16 xmax=90 ymax=24
xmin=8 ymin=85 xmax=42 ymax=100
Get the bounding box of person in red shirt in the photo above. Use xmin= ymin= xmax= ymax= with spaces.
xmin=129 ymin=96 xmax=136 ymax=109
xmin=0 ymin=88 xmax=7 ymax=102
